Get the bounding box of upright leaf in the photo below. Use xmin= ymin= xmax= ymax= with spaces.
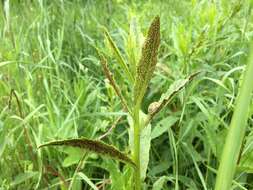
xmin=126 ymin=16 xmax=144 ymax=76
xmin=215 ymin=43 xmax=253 ymax=190
xmin=104 ymin=28 xmax=134 ymax=83
xmin=128 ymin=112 xmax=151 ymax=181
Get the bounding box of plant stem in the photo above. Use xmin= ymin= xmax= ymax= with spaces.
xmin=8 ymin=89 xmax=36 ymax=167
xmin=133 ymin=105 xmax=141 ymax=190
xmin=68 ymin=152 xmax=87 ymax=190
xmin=214 ymin=44 xmax=253 ymax=190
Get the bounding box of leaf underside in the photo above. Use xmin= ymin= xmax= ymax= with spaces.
xmin=38 ymin=138 xmax=136 ymax=168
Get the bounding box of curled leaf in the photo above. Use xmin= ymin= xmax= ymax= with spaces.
xmin=146 ymin=71 xmax=202 ymax=123
xmin=38 ymin=138 xmax=136 ymax=168
xmin=134 ymin=16 xmax=160 ymax=105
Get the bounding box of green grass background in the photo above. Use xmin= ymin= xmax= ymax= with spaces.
xmin=0 ymin=0 xmax=253 ymax=189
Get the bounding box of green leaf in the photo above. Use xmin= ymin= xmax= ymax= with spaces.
xmin=134 ymin=16 xmax=160 ymax=105
xmin=101 ymin=160 xmax=125 ymax=190
xmin=215 ymin=43 xmax=253 ymax=190
xmin=139 ymin=124 xmax=151 ymax=181
xmin=103 ymin=28 xmax=134 ymax=83
xmin=38 ymin=138 xmax=136 ymax=168
xmin=77 ymin=172 xmax=98 ymax=190
xmin=147 ymin=71 xmax=201 ymax=122
xmin=0 ymin=135 xmax=7 ymax=159
xmin=152 ymin=176 xmax=173 ymax=190
xmin=160 ymin=71 xmax=201 ymax=104
xmin=128 ymin=112 xmax=151 ymax=180
xmin=0 ymin=61 xmax=14 ymax=68
xmin=101 ymin=160 xmax=133 ymax=190
xmin=126 ymin=16 xmax=144 ymax=76
xmin=10 ymin=172 xmax=38 ymax=187
xmin=151 ymin=116 xmax=179 ymax=139
xmin=237 ymin=133 xmax=253 ymax=173
xmin=62 ymin=147 xmax=84 ymax=167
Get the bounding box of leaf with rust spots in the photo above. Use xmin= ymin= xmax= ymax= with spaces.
xmin=38 ymin=138 xmax=136 ymax=168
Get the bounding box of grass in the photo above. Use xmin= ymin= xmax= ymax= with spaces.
xmin=0 ymin=0 xmax=253 ymax=189
xmin=215 ymin=43 xmax=253 ymax=190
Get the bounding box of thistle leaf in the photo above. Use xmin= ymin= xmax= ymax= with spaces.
xmin=38 ymin=138 xmax=136 ymax=168
xmin=134 ymin=16 xmax=160 ymax=105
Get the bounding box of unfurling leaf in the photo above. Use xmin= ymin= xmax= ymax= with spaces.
xmin=134 ymin=16 xmax=160 ymax=105
xmin=38 ymin=138 xmax=136 ymax=168
xmin=147 ymin=71 xmax=201 ymax=123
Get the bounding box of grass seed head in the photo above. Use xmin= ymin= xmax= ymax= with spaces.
xmin=134 ymin=16 xmax=160 ymax=105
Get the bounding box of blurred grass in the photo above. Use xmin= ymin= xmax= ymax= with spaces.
xmin=0 ymin=0 xmax=253 ymax=189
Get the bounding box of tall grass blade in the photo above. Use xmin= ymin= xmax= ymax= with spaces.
xmin=214 ymin=44 xmax=253 ymax=190
xmin=103 ymin=28 xmax=134 ymax=83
